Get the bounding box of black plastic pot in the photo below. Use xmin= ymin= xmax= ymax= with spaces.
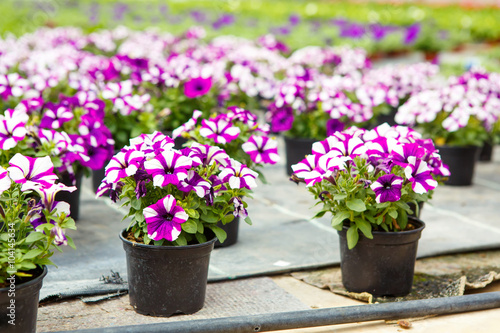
xmin=479 ymin=141 xmax=494 ymax=162
xmin=92 ymin=166 xmax=106 ymax=194
xmin=0 ymin=266 xmax=47 ymax=333
xmin=284 ymin=136 xmax=317 ymax=176
xmin=437 ymin=145 xmax=480 ymax=186
xmin=55 ymin=172 xmax=83 ymax=220
xmin=214 ymin=216 xmax=240 ymax=248
xmin=337 ymin=217 xmax=425 ymax=297
xmin=120 ymin=230 xmax=216 ymax=317
xmin=375 ymin=107 xmax=397 ymax=127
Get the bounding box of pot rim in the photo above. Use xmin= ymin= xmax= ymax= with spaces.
xmin=435 ymin=144 xmax=481 ymax=149
xmin=340 ymin=216 xmax=426 ymax=237
xmin=0 ymin=266 xmax=47 ymax=292
xmin=119 ymin=228 xmax=216 ymax=251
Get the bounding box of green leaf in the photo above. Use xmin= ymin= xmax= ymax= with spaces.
xmin=134 ymin=211 xmax=145 ymax=223
xmin=313 ymin=210 xmax=327 ymax=219
xmin=346 ymin=226 xmax=359 ymax=250
xmin=346 ymin=199 xmax=366 ymax=212
xmin=331 ymin=211 xmax=350 ymax=227
xmin=196 ymin=220 xmax=204 ymax=234
xmin=201 ymin=211 xmax=219 ymax=223
xmin=24 ymin=232 xmax=45 ymax=243
xmin=195 ymin=233 xmax=207 ymax=244
xmin=334 ymin=194 xmax=347 ymax=200
xmin=186 ymin=209 xmax=200 ymax=219
xmin=182 ymin=219 xmax=198 ymax=234
xmin=223 ymin=214 xmax=235 ymax=224
xmin=131 ymin=198 xmax=142 ymax=210
xmin=23 ymin=248 xmax=43 ymax=259
xmin=388 ymin=209 xmax=398 ymax=219
xmin=354 ymin=218 xmax=373 ymax=239
xmin=244 ymin=216 xmax=252 ymax=225
xmin=209 ymin=225 xmax=227 ymax=243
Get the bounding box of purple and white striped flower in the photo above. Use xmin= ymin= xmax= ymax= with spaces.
xmin=0 ymin=167 xmax=11 ymax=195
xmin=40 ymin=103 xmax=74 ymax=129
xmin=144 ymin=150 xmax=192 ymax=187
xmin=7 ymin=154 xmax=58 ymax=191
xmin=105 ymin=149 xmax=145 ymax=183
xmin=241 ymin=135 xmax=280 ymax=165
xmin=129 ymin=131 xmax=174 ymax=158
xmin=370 ymin=174 xmax=403 ymax=203
xmin=184 ymin=143 xmax=229 ymax=167
xmin=143 ymin=195 xmax=189 ymax=242
xmin=31 ymin=183 xmax=76 ymax=227
xmin=0 ymin=73 xmax=29 ymax=100
xmin=219 ymin=160 xmax=258 ymax=190
xmin=0 ymin=109 xmax=28 ymax=150
xmin=178 ymin=170 xmax=211 ymax=197
xmin=404 ymin=156 xmax=437 ymax=194
xmin=172 ymin=110 xmax=202 ymax=139
xmin=199 ymin=117 xmax=240 ymax=144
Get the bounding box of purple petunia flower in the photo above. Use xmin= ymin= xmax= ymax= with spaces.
xmin=219 ymin=160 xmax=258 ymax=190
xmin=199 ymin=117 xmax=241 ymax=144
xmin=172 ymin=110 xmax=202 ymax=139
xmin=231 ymin=196 xmax=248 ymax=218
xmin=0 ymin=109 xmax=28 ymax=150
xmin=184 ymin=77 xmax=212 ymax=98
xmin=143 ymin=195 xmax=189 ymax=242
xmin=40 ymin=103 xmax=74 ymax=129
xmin=0 ymin=166 xmax=11 ymax=195
xmin=270 ymin=107 xmax=294 ymax=133
xmin=404 ymin=23 xmax=421 ymax=45
xmin=404 ymin=156 xmax=437 ymax=194
xmin=326 ymin=118 xmax=345 ymax=137
xmin=7 ymin=154 xmax=58 ymax=191
xmin=183 ymin=143 xmax=229 ymax=167
xmin=370 ymin=174 xmax=404 ymax=203
xmin=105 ymin=149 xmax=145 ymax=183
xmin=178 ymin=170 xmax=211 ymax=197
xmin=241 ymin=135 xmax=280 ymax=165
xmin=143 ymin=149 xmax=192 ymax=187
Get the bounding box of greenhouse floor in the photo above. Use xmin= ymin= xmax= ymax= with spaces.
xmin=37 ymin=139 xmax=500 ymax=333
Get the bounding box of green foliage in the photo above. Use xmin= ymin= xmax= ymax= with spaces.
xmin=119 ymin=160 xmax=251 ymax=246
xmin=0 ymin=183 xmax=76 ymax=284
xmin=307 ymin=157 xmax=434 ymax=249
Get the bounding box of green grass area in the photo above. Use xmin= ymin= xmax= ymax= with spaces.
xmin=1 ymin=1 xmax=499 ymax=52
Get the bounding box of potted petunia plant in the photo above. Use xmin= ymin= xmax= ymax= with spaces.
xmin=172 ymin=106 xmax=279 ymax=246
xmin=290 ymin=123 xmax=449 ymax=297
xmin=96 ymin=131 xmax=258 ymax=316
xmin=396 ymin=68 xmax=500 ymax=185
xmin=0 ymin=154 xmax=76 ymax=333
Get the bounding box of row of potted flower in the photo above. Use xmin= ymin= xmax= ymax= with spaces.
xmin=1 ymin=26 xmax=500 ymax=331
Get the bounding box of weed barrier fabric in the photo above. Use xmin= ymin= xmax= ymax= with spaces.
xmin=40 ymin=141 xmax=500 ymax=301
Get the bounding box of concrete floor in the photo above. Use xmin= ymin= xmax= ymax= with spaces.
xmin=37 ymin=250 xmax=500 ymax=332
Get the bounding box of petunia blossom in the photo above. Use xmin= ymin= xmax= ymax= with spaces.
xmin=241 ymin=135 xmax=280 ymax=165
xmin=105 ymin=149 xmax=145 ymax=183
xmin=178 ymin=170 xmax=211 ymax=197
xmin=219 ymin=160 xmax=258 ymax=190
xmin=370 ymin=174 xmax=403 ymax=203
xmin=0 ymin=167 xmax=11 ymax=195
xmin=199 ymin=117 xmax=240 ymax=144
xmin=143 ymin=150 xmax=192 ymax=187
xmin=184 ymin=77 xmax=212 ymax=98
xmin=143 ymin=195 xmax=189 ymax=241
xmin=404 ymin=156 xmax=437 ymax=194
xmin=0 ymin=109 xmax=28 ymax=150
xmin=7 ymin=154 xmax=58 ymax=191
